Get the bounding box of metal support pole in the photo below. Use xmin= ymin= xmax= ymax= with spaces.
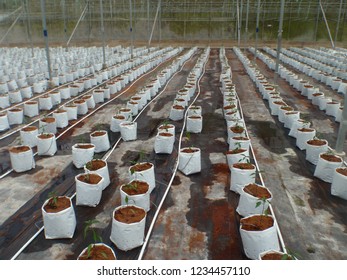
xmin=100 ymin=0 xmax=106 ymax=68
xmin=147 ymin=0 xmax=150 ymax=41
xmin=244 ymin=0 xmax=249 ymax=47
xmin=23 ymin=0 xmax=34 ymax=56
xmin=237 ymin=0 xmax=241 ymax=47
xmin=334 ymin=0 xmax=343 ymax=45
xmin=335 ymin=97 xmax=347 ymax=154
xmin=148 ymin=0 xmax=161 ymax=47
xmin=319 ymin=0 xmax=335 ymax=49
xmin=159 ymin=0 xmax=162 ymax=45
xmin=274 ymin=0 xmax=285 ymax=84
xmin=66 ymin=2 xmax=88 ymax=47
xmin=40 ymin=0 xmax=52 ymax=81
xmin=314 ymin=3 xmax=320 ymax=41
xmin=62 ymin=0 xmax=68 ymax=51
xmin=0 ymin=7 xmax=23 ymax=45
xmin=254 ymin=0 xmax=261 ymax=62
xmin=129 ymin=0 xmax=134 ymax=58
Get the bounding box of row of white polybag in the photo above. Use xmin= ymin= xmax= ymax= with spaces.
xmin=260 ymin=47 xmax=344 ymax=123
xmin=0 ymin=46 xmax=176 ymax=132
xmin=219 ymin=50 xmax=282 ymax=260
xmin=235 ymin=47 xmax=347 ymax=201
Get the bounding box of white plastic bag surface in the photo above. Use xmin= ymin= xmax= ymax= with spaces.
xmin=314 ymin=154 xmax=343 ymax=183
xmin=37 ymin=134 xmax=57 ymax=156
xmin=129 ymin=162 xmax=156 ymax=193
xmin=154 ymin=133 xmax=175 ymax=154
xmin=120 ymin=180 xmax=150 ymax=212
xmin=9 ymin=146 xmax=35 ymax=172
xmin=178 ymin=148 xmax=201 ymax=176
xmin=230 ymin=164 xmax=256 ymax=194
xmin=72 ymin=144 xmax=95 ymax=169
xmin=75 ymin=173 xmax=104 ymax=207
xmin=331 ymin=168 xmax=347 ymax=200
xmin=120 ymin=122 xmax=137 ymax=141
xmin=90 ymin=131 xmax=110 ymax=153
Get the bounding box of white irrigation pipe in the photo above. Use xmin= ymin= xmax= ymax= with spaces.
xmin=222 ymin=49 xmax=287 ymax=253
xmin=0 ymin=48 xmax=178 ymax=181
xmin=10 ymin=48 xmax=190 ymax=260
xmin=0 ymin=47 xmax=166 ymax=140
xmin=138 ymin=49 xmax=210 ymax=260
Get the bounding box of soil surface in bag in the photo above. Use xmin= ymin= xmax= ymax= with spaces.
xmin=55 ymin=109 xmax=67 ymax=113
xmin=37 ymin=133 xmax=54 ymax=139
xmin=320 ymin=154 xmax=342 ymax=162
xmin=281 ymin=106 xmax=293 ymax=111
xmin=307 ymin=139 xmax=327 ymax=146
xmin=241 ymin=215 xmax=274 ymax=231
xmin=173 ymin=105 xmax=184 ymax=110
xmin=91 ymin=131 xmax=106 ymax=137
xmin=244 ymin=184 xmax=271 ymax=199
xmin=232 ymin=136 xmax=248 ymax=141
xmin=233 ymin=163 xmax=254 ymax=170
xmin=336 ymin=168 xmax=347 ymax=176
xmin=230 ymin=126 xmax=244 ymax=133
xmin=181 ymin=148 xmax=199 ymax=153
xmin=75 ymin=144 xmax=94 ymax=149
xmin=9 ymin=108 xmax=22 ymax=112
xmin=158 ymin=132 xmax=173 ymax=137
xmin=122 ymin=181 xmax=149 ymax=195
xmin=114 ymin=206 xmax=146 ymax=224
xmin=21 ymin=126 xmax=38 ymax=132
xmin=41 ymin=117 xmax=55 ymax=123
xmin=159 ymin=125 xmax=174 ymax=130
xmin=130 ymin=162 xmax=152 ymax=173
xmin=78 ymin=245 xmax=116 ymax=260
xmin=298 ymin=128 xmax=314 ymax=132
xmin=43 ymin=196 xmax=71 ymax=213
xmin=26 ymin=101 xmax=37 ymax=105
xmin=224 ymin=105 xmax=236 ymax=110
xmin=261 ymin=252 xmax=293 ymax=260
xmin=74 ymin=99 xmax=86 ymax=104
xmin=85 ymin=159 xmax=106 ymax=171
xmin=113 ymin=115 xmax=125 ymax=120
xmin=226 ymin=148 xmax=247 ymax=154
xmin=9 ymin=146 xmax=30 ymax=153
xmin=77 ymin=174 xmax=102 ymax=184
xmin=188 ymin=116 xmax=201 ymax=119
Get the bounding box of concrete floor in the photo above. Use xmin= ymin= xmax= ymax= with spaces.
xmin=0 ymin=48 xmax=346 ymax=260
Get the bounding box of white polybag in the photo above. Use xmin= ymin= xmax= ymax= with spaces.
xmin=305 ymin=140 xmax=329 ymax=165
xmin=20 ymin=127 xmax=38 ymax=147
xmin=9 ymin=146 xmax=35 ymax=172
xmin=230 ymin=164 xmax=256 ymax=194
xmin=72 ymin=144 xmax=95 ymax=169
xmin=169 ymin=106 xmax=184 ymax=121
xmin=314 ymin=153 xmax=343 ymax=183
xmin=331 ymin=168 xmax=347 ymax=200
xmin=178 ymin=148 xmax=201 ymax=175
xmin=120 ymin=122 xmax=137 ymax=141
xmin=0 ymin=113 xmax=9 ymax=131
xmin=120 ymin=180 xmax=150 ymax=212
xmin=240 ymin=215 xmax=280 ymax=260
xmin=53 ymin=111 xmax=69 ymax=128
xmin=37 ymin=134 xmax=57 ymax=156
xmin=24 ymin=101 xmax=39 ymax=117
xmin=42 ymin=196 xmax=76 ymax=239
xmin=110 ymin=205 xmax=146 ymax=251
xmin=296 ymin=129 xmax=316 ymax=150
xmin=129 ymin=162 xmax=156 ymax=193
xmin=186 ymin=116 xmax=203 ymax=133
xmin=84 ymin=159 xmax=110 ymax=190
xmin=75 ymin=173 xmax=104 ymax=207
xmin=90 ymin=130 xmax=110 ymax=153
xmin=154 ymin=132 xmax=175 ymax=154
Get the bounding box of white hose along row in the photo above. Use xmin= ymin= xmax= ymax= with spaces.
xmin=236 ymin=47 xmax=347 ymax=202
xmin=138 ymin=47 xmax=211 ymax=260
xmin=220 ymin=48 xmax=287 ymax=260
xmin=12 ymin=47 xmax=198 ymax=260
xmin=4 ymin=47 xmax=180 ymax=178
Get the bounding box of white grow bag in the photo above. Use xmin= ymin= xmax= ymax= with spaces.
xmin=53 ymin=111 xmax=69 ymax=128
xmin=42 ymin=196 xmax=76 ymax=239
xmin=178 ymin=148 xmax=201 ymax=176
xmin=110 ymin=205 xmax=146 ymax=251
xmin=186 ymin=116 xmax=203 ymax=133
xmin=8 ymin=108 xmax=24 ymax=125
xmin=72 ymin=144 xmax=95 ymax=169
xmin=129 ymin=162 xmax=156 ymax=193
xmin=84 ymin=159 xmax=110 ymax=190
xmin=226 ymin=149 xmax=250 ymax=169
xmin=120 ymin=180 xmax=150 ymax=212
xmin=296 ymin=129 xmax=316 ymax=150
xmin=64 ymin=105 xmax=78 ymax=120
xmin=75 ymin=173 xmax=104 ymax=207
xmin=305 ymin=140 xmax=329 ymax=165
xmin=0 ymin=113 xmax=9 ymax=131
xmin=314 ymin=153 xmax=343 ymax=183
xmin=39 ymin=96 xmax=53 ymax=110
xmin=37 ymin=134 xmax=57 ymax=156
xmin=24 ymin=102 xmax=39 ymax=118
xmin=331 ymin=168 xmax=347 ymax=200
xmin=236 ymin=184 xmax=272 ymax=217
xmin=120 ymin=121 xmax=137 ymax=141
xmin=230 ymin=164 xmax=256 ymax=194
xmin=169 ymin=106 xmax=185 ymax=121
xmin=240 ymin=215 xmax=280 ymax=260
xmin=90 ymin=130 xmax=110 ymax=153
xmin=20 ymin=127 xmax=39 ymax=148
xmin=9 ymin=146 xmax=35 ymax=173
xmin=154 ymin=132 xmax=175 ymax=154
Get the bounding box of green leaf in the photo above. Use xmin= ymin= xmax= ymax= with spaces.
xmin=255 ymin=201 xmax=261 ymax=208
xmin=125 ymin=196 xmax=129 ymax=205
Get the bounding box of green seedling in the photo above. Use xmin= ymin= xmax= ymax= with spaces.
xmin=83 ymin=219 xmax=107 ymax=259
xmin=256 ymin=196 xmax=270 ymax=217
xmin=47 ymin=191 xmax=58 ymax=209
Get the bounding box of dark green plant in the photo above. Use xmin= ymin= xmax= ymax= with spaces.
xmin=47 ymin=191 xmax=58 ymax=209
xmin=83 ymin=219 xmax=106 ymax=259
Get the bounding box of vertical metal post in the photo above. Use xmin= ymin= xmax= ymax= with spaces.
xmin=254 ymin=0 xmax=261 ymax=62
xmin=314 ymin=2 xmax=320 ymax=41
xmin=129 ymin=0 xmax=134 ymax=58
xmin=100 ymin=0 xmax=106 ymax=68
xmin=62 ymin=0 xmax=68 ymax=51
xmin=147 ymin=0 xmax=150 ymax=40
xmin=244 ymin=0 xmax=249 ymax=47
xmin=240 ymin=0 xmax=243 ymax=44
xmin=159 ymin=0 xmax=162 ymax=45
xmin=23 ymin=0 xmax=34 ymax=56
xmin=237 ymin=0 xmax=240 ymax=46
xmin=335 ymin=97 xmax=347 ymax=154
xmin=334 ymin=0 xmax=343 ymax=45
xmin=274 ymin=0 xmax=285 ymax=84
xmin=319 ymin=0 xmax=335 ymax=49
xmin=40 ymin=0 xmax=52 ymax=81
xmin=183 ymin=0 xmax=186 ymax=40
